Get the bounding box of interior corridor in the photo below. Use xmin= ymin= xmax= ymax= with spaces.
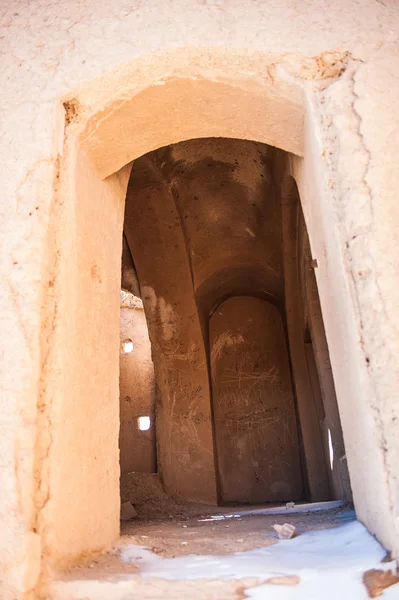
xmin=119 ymin=137 xmax=351 ymax=509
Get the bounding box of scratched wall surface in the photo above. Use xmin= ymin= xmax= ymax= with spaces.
xmin=210 ymin=296 xmax=302 ymax=503
xmin=124 ymin=152 xmax=218 ymax=504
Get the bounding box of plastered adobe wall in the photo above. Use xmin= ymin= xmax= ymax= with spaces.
xmin=1 ymin=1 xmax=399 ymax=597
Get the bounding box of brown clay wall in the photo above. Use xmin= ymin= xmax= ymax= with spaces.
xmin=297 ymin=208 xmax=352 ymax=501
xmin=119 ymin=292 xmax=156 ymax=475
xmin=280 ymin=172 xmax=330 ymax=501
xmin=210 ymin=296 xmax=302 ymax=503
xmin=276 ymin=154 xmax=352 ymax=502
xmin=124 ymin=155 xmax=217 ymax=504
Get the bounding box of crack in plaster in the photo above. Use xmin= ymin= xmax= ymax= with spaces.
xmin=4 ymin=278 xmax=34 ymax=360
xmin=350 ymin=66 xmax=399 ymax=340
xmin=15 ymin=158 xmax=54 ymax=214
xmin=349 ymin=62 xmax=374 ymax=230
xmin=32 ymin=155 xmax=62 ymax=594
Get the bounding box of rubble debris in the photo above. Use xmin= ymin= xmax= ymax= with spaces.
xmin=363 ymin=568 xmax=399 ymax=598
xmin=120 ymin=501 xmax=138 ymax=520
xmin=273 ymin=523 xmax=297 ymax=539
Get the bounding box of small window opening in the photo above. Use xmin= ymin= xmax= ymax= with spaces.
xmin=137 ymin=416 xmax=151 ymax=431
xmin=328 ymin=429 xmax=334 ymax=470
xmin=123 ymin=339 xmax=134 ymax=353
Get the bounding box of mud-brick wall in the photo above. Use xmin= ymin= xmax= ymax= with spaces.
xmin=210 ymin=296 xmax=302 ymax=503
xmin=119 ymin=292 xmax=156 ymax=475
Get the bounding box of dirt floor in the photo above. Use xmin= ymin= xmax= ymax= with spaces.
xmin=57 ymin=473 xmax=354 ymax=582
xmin=50 ymin=475 xmax=399 ymax=600
xmin=58 ymin=505 xmax=353 ymax=580
xmin=118 ymin=503 xmax=354 ymax=559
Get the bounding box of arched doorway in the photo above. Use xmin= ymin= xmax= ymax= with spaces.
xmin=35 ymin=62 xmax=387 ymax=577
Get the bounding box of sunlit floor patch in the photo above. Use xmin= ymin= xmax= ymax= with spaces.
xmin=50 ymin=509 xmax=399 ymax=600
xmin=119 ymin=517 xmax=398 ymax=598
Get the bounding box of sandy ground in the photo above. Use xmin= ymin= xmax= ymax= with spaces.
xmin=49 ymin=475 xmax=398 ymax=600
xmin=58 ymin=473 xmax=355 ymax=580
xmin=53 ymin=507 xmax=356 ymax=599
xmin=118 ymin=504 xmax=354 ymax=559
